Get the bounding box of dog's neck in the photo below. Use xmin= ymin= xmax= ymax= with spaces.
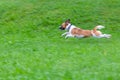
xmin=66 ymin=23 xmax=76 ymax=32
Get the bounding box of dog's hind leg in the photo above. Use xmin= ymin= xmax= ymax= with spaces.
xmin=94 ymin=34 xmax=111 ymax=38
xmin=98 ymin=34 xmax=111 ymax=38
xmin=91 ymin=30 xmax=111 ymax=38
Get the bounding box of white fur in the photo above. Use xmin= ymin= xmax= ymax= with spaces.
xmin=91 ymin=30 xmax=111 ymax=38
xmin=75 ymin=35 xmax=84 ymax=38
xmin=65 ymin=24 xmax=71 ymax=30
xmin=96 ymin=25 xmax=105 ymax=30
xmin=65 ymin=34 xmax=74 ymax=38
xmin=62 ymin=23 xmax=76 ymax=38
xmin=61 ymin=32 xmax=69 ymax=37
xmin=95 ymin=34 xmax=111 ymax=38
xmin=66 ymin=23 xmax=76 ymax=33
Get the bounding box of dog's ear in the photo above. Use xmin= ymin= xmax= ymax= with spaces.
xmin=65 ymin=19 xmax=70 ymax=23
xmin=67 ymin=19 xmax=70 ymax=22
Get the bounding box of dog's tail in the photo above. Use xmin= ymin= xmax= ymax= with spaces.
xmin=93 ymin=25 xmax=105 ymax=32
xmin=95 ymin=25 xmax=105 ymax=30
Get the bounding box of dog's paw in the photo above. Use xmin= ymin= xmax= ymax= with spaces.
xmin=65 ymin=36 xmax=68 ymax=39
xmin=61 ymin=34 xmax=65 ymax=37
xmin=106 ymin=34 xmax=111 ymax=38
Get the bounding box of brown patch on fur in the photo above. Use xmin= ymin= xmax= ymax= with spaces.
xmin=93 ymin=27 xmax=102 ymax=36
xmin=61 ymin=23 xmax=67 ymax=29
xmin=61 ymin=19 xmax=70 ymax=29
xmin=71 ymin=28 xmax=92 ymax=37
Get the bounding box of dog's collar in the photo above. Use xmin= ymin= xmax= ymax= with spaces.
xmin=66 ymin=24 xmax=72 ymax=31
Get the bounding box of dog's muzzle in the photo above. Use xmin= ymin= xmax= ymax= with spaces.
xmin=59 ymin=26 xmax=65 ymax=30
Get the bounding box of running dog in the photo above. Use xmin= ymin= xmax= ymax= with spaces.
xmin=59 ymin=19 xmax=111 ymax=38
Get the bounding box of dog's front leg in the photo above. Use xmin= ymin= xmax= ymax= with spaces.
xmin=65 ymin=34 xmax=75 ymax=39
xmin=75 ymin=35 xmax=84 ymax=38
xmin=61 ymin=32 xmax=69 ymax=37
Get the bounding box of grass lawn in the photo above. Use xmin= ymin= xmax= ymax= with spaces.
xmin=0 ymin=0 xmax=120 ymax=80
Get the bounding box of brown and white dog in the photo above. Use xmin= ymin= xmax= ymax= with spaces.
xmin=59 ymin=19 xmax=111 ymax=38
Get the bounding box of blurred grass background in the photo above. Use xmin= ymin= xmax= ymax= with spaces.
xmin=0 ymin=0 xmax=120 ymax=80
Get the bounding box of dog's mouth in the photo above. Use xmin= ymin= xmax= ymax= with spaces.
xmin=59 ymin=26 xmax=65 ymax=30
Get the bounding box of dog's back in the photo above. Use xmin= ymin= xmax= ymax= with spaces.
xmin=71 ymin=28 xmax=92 ymax=37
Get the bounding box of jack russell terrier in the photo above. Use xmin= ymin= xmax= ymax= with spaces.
xmin=59 ymin=19 xmax=111 ymax=39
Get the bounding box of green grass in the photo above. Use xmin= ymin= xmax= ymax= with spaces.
xmin=0 ymin=0 xmax=120 ymax=80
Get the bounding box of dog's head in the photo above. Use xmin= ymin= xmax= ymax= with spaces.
xmin=59 ymin=19 xmax=71 ymax=30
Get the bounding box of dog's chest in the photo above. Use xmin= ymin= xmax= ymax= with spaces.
xmin=69 ymin=25 xmax=76 ymax=33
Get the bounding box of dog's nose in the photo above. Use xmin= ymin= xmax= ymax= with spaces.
xmin=59 ymin=26 xmax=62 ymax=29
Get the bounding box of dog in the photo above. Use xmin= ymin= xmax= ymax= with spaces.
xmin=59 ymin=19 xmax=111 ymax=39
